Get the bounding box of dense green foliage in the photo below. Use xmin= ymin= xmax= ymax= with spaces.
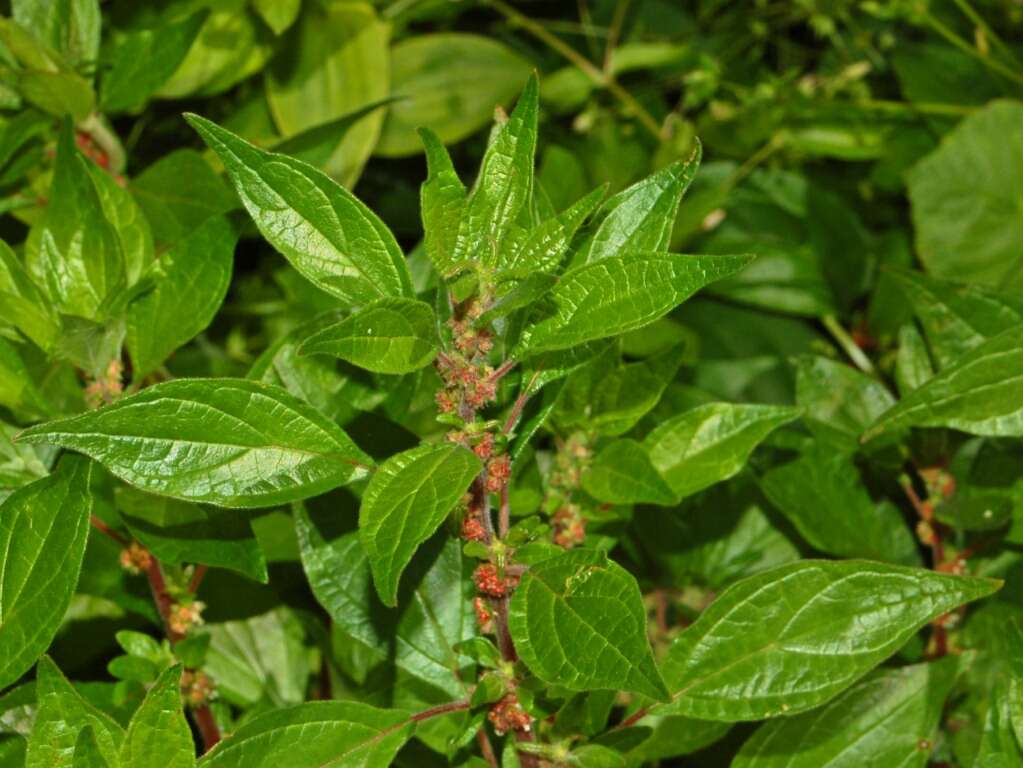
xmin=1 ymin=1 xmax=1023 ymax=766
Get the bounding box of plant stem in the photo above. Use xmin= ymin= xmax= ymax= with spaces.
xmin=477 ymin=730 xmax=500 ymax=768
xmin=193 ymin=706 xmax=221 ymax=752
xmin=411 ymin=699 xmax=472 ymax=721
xmin=950 ymin=0 xmax=1023 ymax=68
xmin=822 ymin=315 xmax=875 ymax=376
xmin=90 ymin=515 xmax=128 ymax=546
xmin=919 ymin=8 xmax=1023 ymax=86
xmin=188 ymin=564 xmax=208 ymax=594
xmin=485 ymin=0 xmax=664 ymax=140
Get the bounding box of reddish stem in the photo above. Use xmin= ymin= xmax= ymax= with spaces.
xmin=477 ymin=729 xmax=499 ymax=768
xmin=188 ymin=564 xmax=208 ymax=594
xmin=193 ymin=705 xmax=221 ymax=752
xmin=90 ymin=515 xmax=128 ymax=546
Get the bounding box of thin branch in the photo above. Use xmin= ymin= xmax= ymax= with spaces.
xmin=188 ymin=564 xmax=208 ymax=594
xmin=193 ymin=705 xmax=221 ymax=752
xmin=499 ymin=483 xmax=511 ymax=538
xmin=90 ymin=515 xmax=129 ymax=547
xmin=144 ymin=559 xmax=182 ymax=642
xmin=502 ymin=369 xmax=542 ymax=436
xmin=411 ymin=699 xmax=472 ymax=722
xmin=477 ymin=728 xmax=500 ymax=768
xmin=822 ymin=315 xmax=875 ymax=376
xmin=485 ymin=0 xmax=663 ymax=140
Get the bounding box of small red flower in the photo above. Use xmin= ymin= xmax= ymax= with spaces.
xmin=488 ymin=693 xmax=531 ymax=735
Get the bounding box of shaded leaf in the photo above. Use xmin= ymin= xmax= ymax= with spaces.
xmin=120 ymin=666 xmax=193 ymax=768
xmin=644 ymin=403 xmax=799 ymax=500
xmin=581 ymin=439 xmax=676 ymax=506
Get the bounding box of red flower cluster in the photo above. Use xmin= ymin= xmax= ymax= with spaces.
xmin=473 ymin=564 xmax=519 ymax=599
xmin=486 ymin=455 xmax=511 ymax=493
xmin=553 ymin=505 xmax=586 ymax=549
xmin=488 ymin=693 xmax=531 ymax=735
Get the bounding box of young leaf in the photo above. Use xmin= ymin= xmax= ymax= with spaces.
xmin=299 ymin=297 xmax=438 ymax=374
xmin=0 ymin=457 xmax=92 ymax=691
xmin=660 ymin=560 xmax=999 ymax=721
xmin=72 ymin=727 xmax=111 ymax=768
xmin=973 ymin=683 xmax=1023 ymax=767
xmin=644 ymin=403 xmax=800 ymax=500
xmin=120 ymin=666 xmax=194 ymax=768
xmin=578 ymin=144 xmax=701 ymax=263
xmin=27 ymin=656 xmax=124 ymax=768
xmin=732 ymin=658 xmax=960 ymax=767
xmin=760 ymin=449 xmax=918 ymax=564
xmin=518 ymin=252 xmax=754 ymax=355
xmin=0 ymin=337 xmax=53 ymax=418
xmin=864 ymin=325 xmax=1023 ymax=440
xmin=185 ymin=114 xmax=412 ymax=304
xmin=26 ymin=122 xmax=125 ymax=320
xmin=17 ymin=379 xmax=372 ymax=508
xmin=419 ymin=127 xmax=466 ymax=276
xmin=508 ymin=548 xmax=670 ymax=701
xmin=895 ymin=323 xmax=934 ymax=395
xmin=127 ymin=214 xmax=238 ymax=378
xmin=198 ymin=701 xmax=413 ymax=768
xmin=503 ymin=186 xmax=606 ymax=275
xmin=455 ymin=74 xmax=539 ymax=268
xmin=580 ymin=439 xmax=676 ymax=506
xmin=359 ymin=443 xmax=481 ymax=606
xmin=116 ymin=486 xmax=268 ymax=583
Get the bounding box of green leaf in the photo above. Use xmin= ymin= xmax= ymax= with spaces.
xmin=660 ymin=560 xmax=999 ymax=721
xmin=454 ymin=74 xmax=538 ymax=268
xmin=265 ymin=1 xmax=388 ymax=187
xmin=72 ymin=727 xmax=112 ymax=768
xmin=185 ymin=114 xmax=412 ymax=305
xmin=974 ymin=683 xmax=1023 ymax=768
xmin=887 ymin=268 xmax=1023 ymax=369
xmin=299 ymin=298 xmax=437 ymax=374
xmin=0 ymin=457 xmax=92 ymax=691
xmin=360 ymin=443 xmax=481 ymax=606
xmin=794 ymin=355 xmax=896 ymax=451
xmin=120 ymin=666 xmax=193 ymax=768
xmin=518 ymin=252 xmax=753 ymax=355
xmin=908 ymin=101 xmax=1023 ymax=290
xmin=864 ymin=325 xmax=1023 ymax=440
xmin=732 ymin=658 xmax=960 ymax=768
xmin=0 ymin=19 xmax=95 ymax=119
xmin=0 ymin=238 xmax=60 ymax=351
xmin=296 ymin=500 xmax=475 ymax=696
xmin=508 ymin=548 xmax=670 ymax=701
xmin=0 ymin=337 xmax=53 ymax=418
xmin=555 ymin=343 xmax=685 ymax=436
xmin=129 ymin=149 xmax=238 ymax=247
xmin=26 ymin=122 xmax=125 ymax=320
xmin=644 ymin=403 xmax=799 ymax=500
xmin=478 ymin=273 xmax=559 ymax=324
xmin=85 ymin=161 xmax=154 ymax=289
xmin=27 ymin=656 xmax=124 ymax=768
xmin=419 ymin=128 xmax=466 ymax=276
xmin=581 ymin=439 xmax=676 ymax=506
xmin=12 ymin=0 xmax=100 ymax=66
xmin=503 ymin=186 xmax=606 ymax=275
xmin=198 ymin=701 xmax=413 ymax=768
xmin=156 ymin=7 xmax=272 ymax=99
xmin=17 ymin=378 xmax=373 ymax=508
xmin=579 ymin=145 xmax=700 ymax=263
xmin=376 ymin=33 xmax=530 ymax=157
xmin=127 ymin=214 xmax=237 ymax=378
xmin=252 ymin=0 xmax=300 ymax=35
xmin=116 ymin=486 xmax=267 ymax=583
xmin=201 ymin=607 xmax=308 ymax=708
xmin=895 ymin=323 xmax=934 ymax=396
xmin=760 ymin=449 xmax=919 ymax=564
xmin=100 ymin=11 xmax=207 ymax=113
